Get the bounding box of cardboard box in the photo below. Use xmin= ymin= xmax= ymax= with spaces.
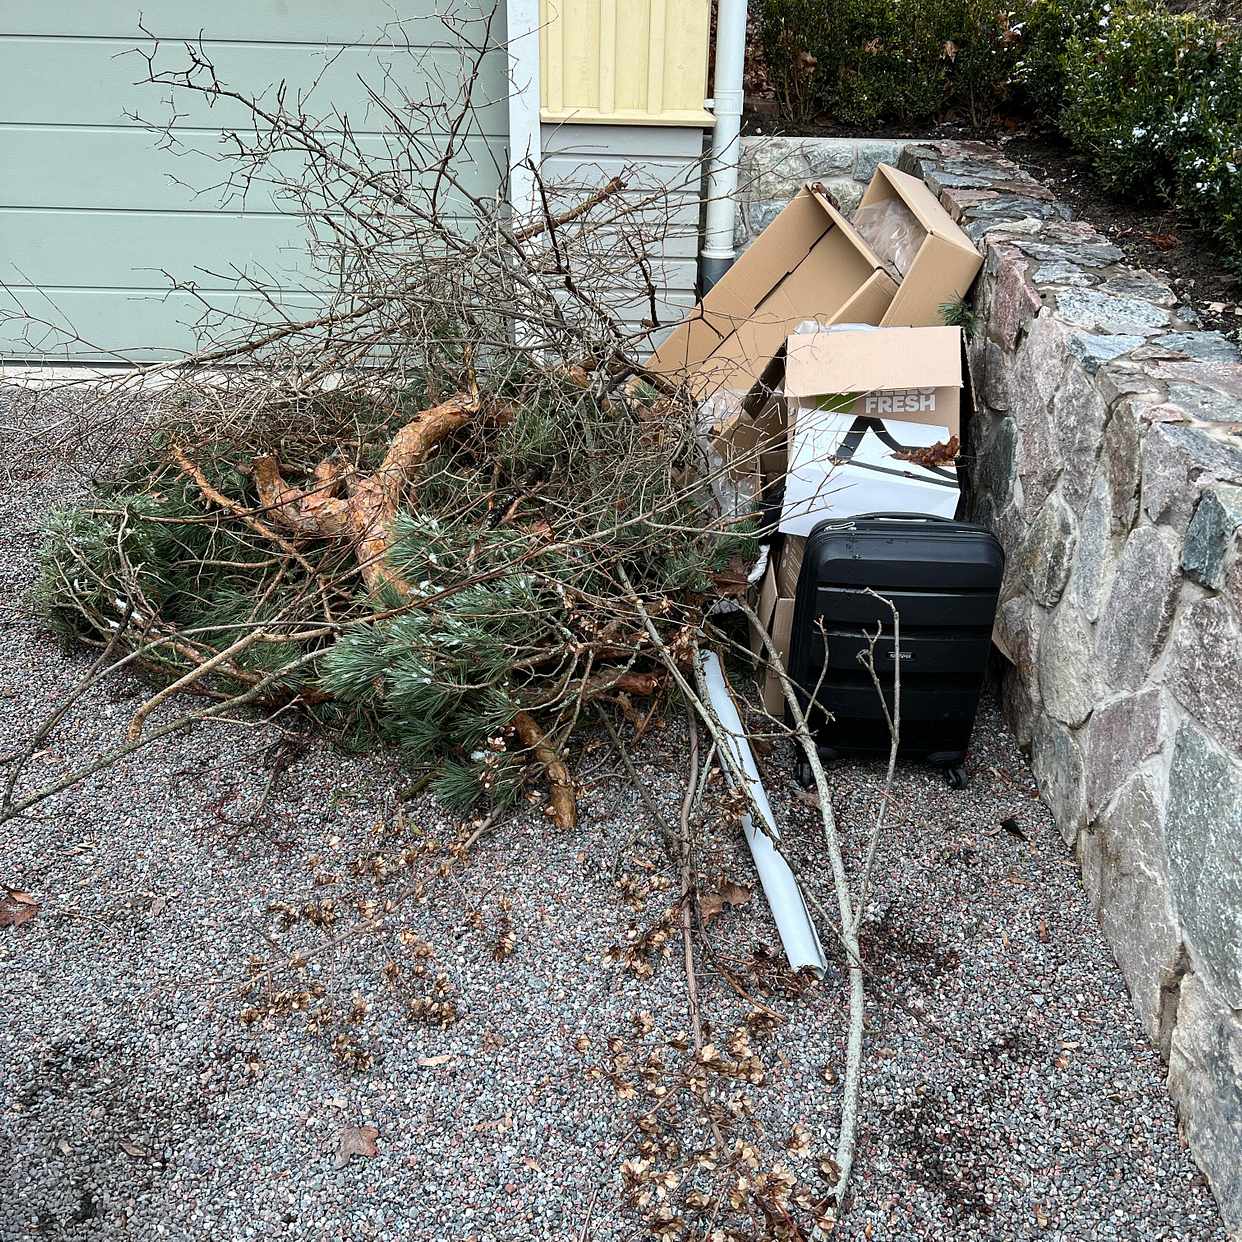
xmin=741 ymin=324 xmax=966 ymax=715
xmin=853 ymin=164 xmax=983 ymax=328
xmin=649 ymin=185 xmax=899 ymax=398
xmin=779 ymin=325 xmax=963 ymax=535
xmin=650 ymin=166 xmax=982 ymax=403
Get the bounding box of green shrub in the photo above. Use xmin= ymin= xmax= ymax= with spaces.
xmin=1061 ymin=7 xmax=1233 ymax=193
xmin=1014 ymin=0 xmax=1108 ymax=125
xmin=950 ymin=0 xmax=1027 ymax=126
xmin=1168 ymin=43 xmax=1242 ymax=269
xmin=755 ymin=0 xmax=1028 ymax=127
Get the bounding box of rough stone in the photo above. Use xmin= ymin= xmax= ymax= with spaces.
xmin=1065 ymin=332 xmax=1145 ymax=375
xmin=1068 ymin=471 xmax=1114 ymax=621
xmin=851 ymin=139 xmax=907 ymax=180
xmin=1102 ymin=399 xmax=1143 ymax=533
xmin=824 ymin=177 xmax=864 ymax=216
xmin=1182 ymin=485 xmax=1242 ymax=590
xmin=1165 ymin=722 xmax=1242 ymax=1007
xmin=1101 ymin=269 xmax=1177 ymax=306
xmin=981 ymin=339 xmax=1011 ymax=411
xmin=1018 ymin=492 xmax=1077 ymax=607
xmin=1143 ymin=424 xmax=1242 ymax=533
xmin=1031 ymin=713 xmax=1087 ymax=847
xmin=1169 ymin=596 xmax=1242 ymax=756
xmin=1165 ymin=381 xmax=1242 ymax=425
xmin=1095 ymin=526 xmax=1180 ymax=690
xmin=1039 ymin=604 xmax=1102 ymax=727
xmin=964 ymin=211 xmax=1050 ymax=242
xmin=1001 ymin=664 xmax=1041 ymax=748
xmin=995 ymin=592 xmax=1040 ymax=681
xmin=1094 ymin=361 xmax=1165 ymax=408
xmin=1148 ymin=332 xmax=1242 ymax=365
xmin=740 ymin=137 xmax=814 ymax=197
xmin=989 ymin=257 xmax=1043 ymax=349
xmin=1167 ymin=973 xmax=1242 ymax=1230
xmin=1012 ymin=237 xmax=1125 ymax=268
xmin=1054 ymin=363 xmax=1112 ymax=513
xmin=1055 ymin=288 xmax=1172 ymax=336
xmin=1032 ymin=261 xmax=1099 ymax=288
xmin=1009 ymin=315 xmax=1074 ymax=511
xmin=1084 ymin=687 xmax=1164 ymax=817
xmin=745 ymin=200 xmax=785 ymax=239
xmin=1079 ymin=773 xmax=1183 ymax=1050
xmin=976 ymin=411 xmax=1017 ymax=506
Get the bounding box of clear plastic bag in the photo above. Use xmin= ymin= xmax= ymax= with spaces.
xmin=851 ymin=198 xmax=924 ymax=277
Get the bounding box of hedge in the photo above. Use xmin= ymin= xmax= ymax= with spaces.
xmin=755 ymin=0 xmax=1242 ymax=269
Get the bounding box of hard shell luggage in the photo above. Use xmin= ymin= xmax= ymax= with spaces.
xmin=785 ymin=513 xmax=1004 ymax=789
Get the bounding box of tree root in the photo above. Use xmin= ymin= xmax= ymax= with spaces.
xmin=253 ymin=388 xmax=480 ymax=595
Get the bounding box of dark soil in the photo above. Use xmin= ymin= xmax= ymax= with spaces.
xmin=1002 ymin=130 xmax=1242 ymax=344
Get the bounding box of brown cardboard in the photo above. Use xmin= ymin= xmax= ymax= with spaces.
xmin=776 ymin=535 xmax=806 ymax=600
xmin=650 ymin=186 xmax=899 ymax=398
xmin=781 ymin=325 xmax=964 ymax=534
xmin=751 ymin=556 xmax=797 ymax=716
xmin=783 ymin=324 xmax=963 ymax=439
xmin=858 ymin=165 xmax=983 ymax=327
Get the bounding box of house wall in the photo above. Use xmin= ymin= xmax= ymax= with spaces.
xmin=539 ymin=122 xmax=703 ymax=348
xmin=538 ymin=0 xmax=713 ymax=129
xmin=0 ymin=2 xmax=509 ymax=361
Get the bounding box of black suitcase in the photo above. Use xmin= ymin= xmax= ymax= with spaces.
xmin=786 ymin=513 xmax=1004 ymax=789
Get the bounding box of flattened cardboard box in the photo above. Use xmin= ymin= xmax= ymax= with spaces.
xmin=779 ymin=325 xmax=963 ymax=535
xmin=854 ymin=163 xmax=982 ymax=328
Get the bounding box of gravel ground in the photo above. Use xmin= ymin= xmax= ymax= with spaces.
xmin=0 ymin=387 xmax=1226 ymax=1241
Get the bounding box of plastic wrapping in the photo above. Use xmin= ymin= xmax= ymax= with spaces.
xmin=698 ymin=388 xmax=758 ymax=520
xmin=852 ymin=198 xmax=924 ymax=278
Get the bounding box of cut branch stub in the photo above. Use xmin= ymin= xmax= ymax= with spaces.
xmin=513 ymin=709 xmax=576 ymax=830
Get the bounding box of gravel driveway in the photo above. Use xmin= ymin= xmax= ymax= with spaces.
xmin=0 ymin=387 xmax=1226 ymax=1241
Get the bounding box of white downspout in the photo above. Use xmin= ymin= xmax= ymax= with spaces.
xmin=701 ymin=0 xmax=747 ymax=292
xmin=506 ymin=0 xmax=542 ymax=223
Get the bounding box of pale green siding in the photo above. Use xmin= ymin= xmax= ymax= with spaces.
xmin=0 ymin=3 xmax=509 ymax=361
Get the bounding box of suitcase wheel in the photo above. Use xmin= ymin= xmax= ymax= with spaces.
xmin=945 ymin=764 xmax=970 ymax=791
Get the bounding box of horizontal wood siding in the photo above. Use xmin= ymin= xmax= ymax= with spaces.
xmin=540 ymin=123 xmax=703 ymax=348
xmin=0 ymin=3 xmax=508 ymax=361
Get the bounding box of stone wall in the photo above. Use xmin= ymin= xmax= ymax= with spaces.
xmin=734 ymin=136 xmax=921 ymax=252
xmin=891 ymin=140 xmax=1242 ymax=1232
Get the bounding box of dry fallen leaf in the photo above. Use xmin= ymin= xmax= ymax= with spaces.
xmin=334 ymin=1123 xmax=379 ymax=1169
xmin=698 ymin=878 xmax=752 ymax=923
xmin=892 ymin=434 xmax=960 ymax=468
xmin=793 ymin=787 xmax=821 ymax=811
xmin=710 ymin=555 xmax=753 ymax=598
xmin=0 ymin=889 xmax=40 ymax=928
xmin=416 ymin=1054 xmax=456 ymax=1068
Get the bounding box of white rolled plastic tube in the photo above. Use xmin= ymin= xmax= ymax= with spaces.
xmin=698 ymin=649 xmax=827 ymax=976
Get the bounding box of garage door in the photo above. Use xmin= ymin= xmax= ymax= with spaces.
xmin=0 ymin=2 xmax=509 ymax=361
